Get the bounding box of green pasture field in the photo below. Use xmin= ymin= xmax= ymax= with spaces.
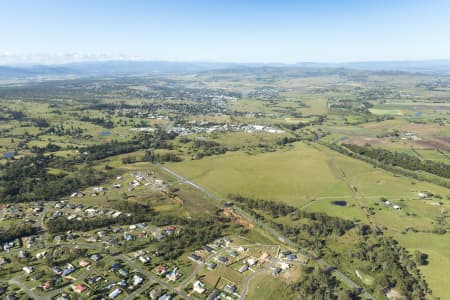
xmin=210 ymin=131 xmax=290 ymax=149
xmin=245 ymin=273 xmax=291 ymax=299
xmin=414 ymin=149 xmax=450 ymax=162
xmin=168 ymin=142 xmax=343 ymax=208
xmin=370 ymin=100 xmax=450 ymax=119
xmin=393 ymin=233 xmax=450 ymax=300
xmin=369 ymin=108 xmax=404 ymax=115
xmin=167 ymin=142 xmax=449 ymax=214
xmin=230 ymin=98 xmax=267 ymax=113
xmin=167 ymin=140 xmax=449 ymax=299
xmin=297 ymin=97 xmax=328 ymax=115
xmin=1 ymin=69 xmax=450 ymax=299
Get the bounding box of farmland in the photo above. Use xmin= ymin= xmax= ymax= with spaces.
xmin=0 ymin=66 xmax=449 ymax=299
xmin=168 ymin=140 xmax=450 ymax=298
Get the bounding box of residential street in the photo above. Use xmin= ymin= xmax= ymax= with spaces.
xmin=160 ymin=165 xmax=375 ymax=300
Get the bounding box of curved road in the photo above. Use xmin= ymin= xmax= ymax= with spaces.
xmin=159 ymin=164 xmax=375 ymax=300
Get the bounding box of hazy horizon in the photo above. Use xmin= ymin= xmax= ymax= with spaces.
xmin=2 ymin=54 xmax=450 ymax=67
xmin=2 ymin=0 xmax=450 ymax=64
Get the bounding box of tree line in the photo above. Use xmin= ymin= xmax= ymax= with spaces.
xmin=0 ymin=225 xmax=39 ymax=244
xmin=342 ymin=143 xmax=450 ymax=179
xmin=324 ymin=142 xmax=450 ymax=188
xmin=0 ymin=154 xmax=106 ymax=202
xmin=229 ymin=194 xmax=430 ymax=299
xmin=79 ymin=115 xmax=114 ymax=129
xmin=229 ymin=194 xmax=354 ymax=240
xmin=290 ymin=266 xmax=360 ymax=299
xmin=157 ymin=219 xmax=225 ymax=260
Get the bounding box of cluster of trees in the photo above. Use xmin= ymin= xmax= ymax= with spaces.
xmin=229 ymin=194 xmax=354 ymax=239
xmin=112 ymin=200 xmax=154 ymax=215
xmin=191 ymin=139 xmax=227 ymax=159
xmin=290 ymin=266 xmax=360 ymax=299
xmin=29 ymin=117 xmax=50 ymax=128
xmin=277 ymin=136 xmax=300 ymax=146
xmin=80 ymin=115 xmax=114 ymax=128
xmin=43 ymin=124 xmax=85 ymax=137
xmin=0 ymin=107 xmax=26 ymax=121
xmin=0 ymin=225 xmax=38 ymax=244
xmin=229 ymin=194 xmax=296 ymax=217
xmin=355 ymin=87 xmax=399 ymax=101
xmin=349 ymin=237 xmax=429 ymax=299
xmin=329 ymin=98 xmax=372 ymax=114
xmin=148 ymin=130 xmax=178 ymax=149
xmin=78 ymin=140 xmax=142 ymax=161
xmin=414 ymin=251 xmax=429 ymax=266
xmin=78 ymin=129 xmax=178 ymax=162
xmin=343 ymin=144 xmax=450 ymax=179
xmin=122 ymin=156 xmax=138 ymax=164
xmin=48 ymin=208 xmax=226 ymax=261
xmin=0 ymin=154 xmax=106 ymax=202
xmin=145 ymin=151 xmax=183 ymax=163
xmin=325 ymin=143 xmax=450 ymax=188
xmin=230 ymin=194 xmax=430 ymax=298
xmin=0 ymin=128 xmax=182 ymax=203
xmin=279 ymin=116 xmax=326 ymax=131
xmin=30 ymin=143 xmax=61 ymax=154
xmin=157 ymin=218 xmax=225 ymax=260
xmin=46 ymin=213 xmax=150 ymax=234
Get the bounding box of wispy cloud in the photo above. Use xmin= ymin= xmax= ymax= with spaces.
xmin=0 ymin=52 xmax=143 ymax=65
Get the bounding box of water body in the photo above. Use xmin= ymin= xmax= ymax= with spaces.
xmin=100 ymin=131 xmax=112 ymax=136
xmin=332 ymin=200 xmax=347 ymax=206
xmin=4 ymin=152 xmax=14 ymax=159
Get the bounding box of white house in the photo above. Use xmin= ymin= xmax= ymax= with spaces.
xmin=23 ymin=266 xmax=34 ymax=274
xmin=193 ymin=281 xmax=206 ymax=294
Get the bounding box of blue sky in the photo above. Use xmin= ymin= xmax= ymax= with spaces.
xmin=1 ymin=0 xmax=450 ymax=63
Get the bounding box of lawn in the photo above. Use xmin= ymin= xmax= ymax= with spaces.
xmin=245 ymin=273 xmax=291 ymax=299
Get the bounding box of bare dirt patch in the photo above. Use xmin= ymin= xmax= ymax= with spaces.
xmin=344 ymin=136 xmax=404 ymax=148
xmin=402 ymin=124 xmax=441 ymax=135
xmin=413 ymin=136 xmax=450 ymax=150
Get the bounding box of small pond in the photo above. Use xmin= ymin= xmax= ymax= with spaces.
xmin=4 ymin=152 xmax=14 ymax=159
xmin=100 ymin=131 xmax=112 ymax=136
xmin=332 ymin=200 xmax=347 ymax=207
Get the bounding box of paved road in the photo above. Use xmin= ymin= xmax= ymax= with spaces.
xmin=159 ymin=165 xmax=375 ymax=300
xmin=120 ymin=254 xmax=189 ymax=299
xmin=240 ymin=260 xmax=276 ymax=298
xmin=8 ymin=245 xmax=110 ymax=300
xmin=8 ymin=276 xmax=47 ymax=300
xmin=177 ymin=247 xmax=228 ymax=291
xmin=125 ymin=279 xmax=155 ymax=300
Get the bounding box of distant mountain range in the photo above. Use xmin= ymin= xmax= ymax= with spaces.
xmin=0 ymin=61 xmax=238 ymax=80
xmin=295 ymin=60 xmax=450 ymax=73
xmin=1 ymin=60 xmax=450 ymax=80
